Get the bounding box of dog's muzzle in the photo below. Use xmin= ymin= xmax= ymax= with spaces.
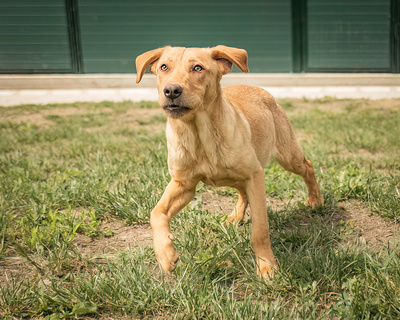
xmin=162 ymin=84 xmax=191 ymax=118
xmin=163 ymin=104 xmax=191 ymax=119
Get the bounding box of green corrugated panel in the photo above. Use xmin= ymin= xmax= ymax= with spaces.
xmin=78 ymin=0 xmax=292 ymax=73
xmin=0 ymin=0 xmax=72 ymax=72
xmin=306 ymin=0 xmax=391 ymax=71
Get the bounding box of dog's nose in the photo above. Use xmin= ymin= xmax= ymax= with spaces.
xmin=164 ymin=85 xmax=183 ymax=100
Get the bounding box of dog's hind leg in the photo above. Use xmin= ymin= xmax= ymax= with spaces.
xmin=275 ymin=141 xmax=324 ymax=208
xmin=150 ymin=179 xmax=197 ymax=274
xmin=270 ymin=104 xmax=324 ymax=208
xmin=226 ymin=187 xmax=248 ymax=224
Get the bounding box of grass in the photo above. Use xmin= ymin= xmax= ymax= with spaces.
xmin=0 ymin=98 xmax=399 ymax=319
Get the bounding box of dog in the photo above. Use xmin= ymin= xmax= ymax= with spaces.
xmin=135 ymin=45 xmax=324 ymax=278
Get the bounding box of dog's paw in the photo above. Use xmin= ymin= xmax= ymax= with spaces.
xmin=225 ymin=213 xmax=244 ymax=224
xmin=306 ymin=195 xmax=325 ymax=209
xmin=257 ymin=261 xmax=278 ymax=280
xmin=154 ymin=233 xmax=180 ymax=274
xmin=159 ymin=254 xmax=180 ymax=274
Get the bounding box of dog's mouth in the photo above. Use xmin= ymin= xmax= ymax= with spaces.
xmin=163 ymin=104 xmax=191 ymax=118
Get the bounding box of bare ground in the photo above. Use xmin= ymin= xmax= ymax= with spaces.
xmin=72 ymin=192 xmax=400 ymax=262
xmin=74 ymin=221 xmax=152 ymax=259
xmin=338 ymin=200 xmax=400 ymax=251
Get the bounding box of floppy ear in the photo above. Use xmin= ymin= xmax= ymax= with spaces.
xmin=211 ymin=45 xmax=249 ymax=75
xmin=135 ymin=47 xmax=166 ymax=83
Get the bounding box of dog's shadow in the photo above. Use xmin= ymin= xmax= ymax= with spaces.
xmin=175 ymin=191 xmax=397 ymax=283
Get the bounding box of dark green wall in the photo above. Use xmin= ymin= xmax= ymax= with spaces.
xmin=306 ymin=0 xmax=392 ymax=71
xmin=0 ymin=0 xmax=398 ymax=73
xmin=0 ymin=0 xmax=73 ymax=72
xmin=78 ymin=0 xmax=292 ymax=73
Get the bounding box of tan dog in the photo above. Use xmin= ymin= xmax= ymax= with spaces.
xmin=135 ymin=45 xmax=324 ymax=278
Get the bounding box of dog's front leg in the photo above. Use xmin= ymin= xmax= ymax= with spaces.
xmin=246 ymin=167 xmax=278 ymax=279
xmin=151 ymin=179 xmax=197 ymax=274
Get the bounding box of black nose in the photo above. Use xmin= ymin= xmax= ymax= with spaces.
xmin=164 ymin=85 xmax=183 ymax=100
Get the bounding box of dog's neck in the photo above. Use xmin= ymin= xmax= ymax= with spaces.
xmin=166 ymin=91 xmax=233 ymax=152
xmin=165 ymin=91 xmax=250 ymax=179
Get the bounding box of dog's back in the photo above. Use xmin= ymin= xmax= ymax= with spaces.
xmin=224 ymin=85 xmax=297 ymax=168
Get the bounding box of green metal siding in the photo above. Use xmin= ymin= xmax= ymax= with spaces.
xmin=0 ymin=0 xmax=397 ymax=74
xmin=0 ymin=0 xmax=73 ymax=72
xmin=306 ymin=0 xmax=391 ymax=71
xmin=78 ymin=0 xmax=292 ymax=73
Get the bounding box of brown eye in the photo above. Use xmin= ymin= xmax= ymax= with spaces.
xmin=193 ymin=65 xmax=203 ymax=72
xmin=160 ymin=64 xmax=169 ymax=71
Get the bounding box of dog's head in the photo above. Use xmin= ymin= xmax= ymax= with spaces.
xmin=135 ymin=46 xmax=248 ymax=119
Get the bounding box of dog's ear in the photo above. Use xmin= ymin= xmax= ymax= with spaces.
xmin=211 ymin=45 xmax=249 ymax=75
xmin=135 ymin=47 xmax=166 ymax=83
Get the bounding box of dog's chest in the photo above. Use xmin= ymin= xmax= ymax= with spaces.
xmin=166 ymin=116 xmax=256 ymax=185
xmin=170 ymin=142 xmax=249 ymax=186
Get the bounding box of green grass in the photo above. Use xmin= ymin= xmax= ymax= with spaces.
xmin=0 ymin=98 xmax=399 ymax=319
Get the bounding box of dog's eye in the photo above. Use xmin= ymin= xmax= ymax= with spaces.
xmin=160 ymin=64 xmax=169 ymax=71
xmin=193 ymin=65 xmax=203 ymax=72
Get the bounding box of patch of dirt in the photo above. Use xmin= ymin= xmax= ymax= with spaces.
xmin=114 ymin=108 xmax=166 ymax=135
xmin=201 ymin=190 xmax=236 ymax=214
xmin=201 ymin=191 xmax=400 ymax=252
xmin=122 ymin=108 xmax=164 ymax=125
xmin=201 ymin=190 xmax=291 ymax=218
xmin=5 ymin=112 xmax=54 ymax=127
xmin=337 ymin=199 xmax=400 ymax=251
xmin=2 ymin=106 xmax=91 ymax=126
xmin=74 ymin=220 xmax=152 ymax=259
xmin=43 ymin=106 xmax=103 ymax=117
